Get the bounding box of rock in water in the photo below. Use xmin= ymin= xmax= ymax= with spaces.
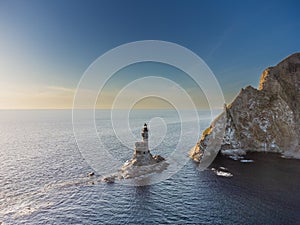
xmin=191 ymin=53 xmax=300 ymax=161
xmin=102 ymin=123 xmax=167 ymax=183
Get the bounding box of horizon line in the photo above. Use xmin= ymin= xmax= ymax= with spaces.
xmin=0 ymin=107 xmax=223 ymax=110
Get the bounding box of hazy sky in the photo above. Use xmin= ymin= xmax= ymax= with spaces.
xmin=0 ymin=0 xmax=299 ymax=109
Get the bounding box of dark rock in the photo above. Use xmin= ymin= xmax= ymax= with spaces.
xmin=153 ymin=155 xmax=165 ymax=163
xmin=88 ymin=172 xmax=95 ymax=177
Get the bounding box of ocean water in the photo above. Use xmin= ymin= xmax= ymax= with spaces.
xmin=0 ymin=110 xmax=299 ymax=225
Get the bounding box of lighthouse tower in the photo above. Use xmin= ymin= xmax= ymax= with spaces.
xmin=141 ymin=123 xmax=148 ymax=144
xmin=134 ymin=123 xmax=150 ymax=155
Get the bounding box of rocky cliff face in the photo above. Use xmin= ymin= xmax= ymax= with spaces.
xmin=191 ymin=53 xmax=300 ymax=161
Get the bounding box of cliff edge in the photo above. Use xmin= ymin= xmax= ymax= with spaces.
xmin=191 ymin=53 xmax=300 ymax=161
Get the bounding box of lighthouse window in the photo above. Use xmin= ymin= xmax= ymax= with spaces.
xmin=143 ymin=152 xmax=145 ymax=154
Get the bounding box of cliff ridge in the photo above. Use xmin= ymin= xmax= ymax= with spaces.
xmin=191 ymin=53 xmax=300 ymax=162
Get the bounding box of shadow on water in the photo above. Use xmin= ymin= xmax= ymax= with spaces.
xmin=197 ymin=152 xmax=300 ymax=225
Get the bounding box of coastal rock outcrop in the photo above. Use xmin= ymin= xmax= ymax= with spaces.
xmin=191 ymin=53 xmax=300 ymax=161
xmin=102 ymin=124 xmax=167 ymax=183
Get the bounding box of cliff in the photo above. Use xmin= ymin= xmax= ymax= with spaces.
xmin=191 ymin=53 xmax=300 ymax=162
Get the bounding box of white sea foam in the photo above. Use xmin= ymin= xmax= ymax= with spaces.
xmin=240 ymin=159 xmax=254 ymax=163
xmin=211 ymin=168 xmax=233 ymax=177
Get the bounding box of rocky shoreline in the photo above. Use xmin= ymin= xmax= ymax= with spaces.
xmin=191 ymin=53 xmax=300 ymax=162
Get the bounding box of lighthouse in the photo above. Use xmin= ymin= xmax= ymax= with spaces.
xmin=141 ymin=123 xmax=148 ymax=143
xmin=102 ymin=123 xmax=166 ymax=182
xmin=134 ymin=123 xmax=150 ymax=155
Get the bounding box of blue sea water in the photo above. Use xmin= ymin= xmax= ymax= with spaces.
xmin=0 ymin=110 xmax=299 ymax=224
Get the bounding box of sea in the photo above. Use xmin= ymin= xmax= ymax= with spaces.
xmin=0 ymin=110 xmax=299 ymax=225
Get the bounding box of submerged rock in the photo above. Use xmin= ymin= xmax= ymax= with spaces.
xmin=87 ymin=172 xmax=95 ymax=177
xmin=191 ymin=53 xmax=300 ymax=162
xmin=102 ymin=176 xmax=115 ymax=183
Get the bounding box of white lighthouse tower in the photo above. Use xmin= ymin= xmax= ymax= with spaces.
xmin=141 ymin=123 xmax=148 ymax=144
xmin=134 ymin=123 xmax=150 ymax=155
xmin=102 ymin=123 xmax=166 ymax=182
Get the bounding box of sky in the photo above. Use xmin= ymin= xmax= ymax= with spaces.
xmin=0 ymin=0 xmax=299 ymax=109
